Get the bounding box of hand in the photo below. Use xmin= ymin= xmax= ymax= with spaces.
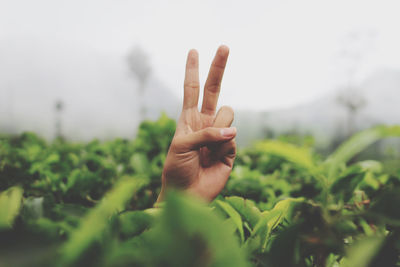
xmin=157 ymin=45 xmax=236 ymax=202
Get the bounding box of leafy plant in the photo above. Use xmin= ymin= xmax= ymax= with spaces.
xmin=0 ymin=115 xmax=400 ymax=266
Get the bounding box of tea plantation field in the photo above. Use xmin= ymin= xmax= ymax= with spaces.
xmin=1 ymin=114 xmax=400 ymax=266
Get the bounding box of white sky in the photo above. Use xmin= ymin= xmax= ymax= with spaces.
xmin=1 ymin=0 xmax=400 ymax=111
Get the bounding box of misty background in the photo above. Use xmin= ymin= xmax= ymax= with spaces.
xmin=1 ymin=0 xmax=400 ymax=152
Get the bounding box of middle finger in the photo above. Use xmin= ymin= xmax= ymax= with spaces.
xmin=201 ymin=45 xmax=229 ymax=115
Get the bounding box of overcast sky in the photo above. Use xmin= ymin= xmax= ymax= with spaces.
xmin=1 ymin=0 xmax=400 ymax=112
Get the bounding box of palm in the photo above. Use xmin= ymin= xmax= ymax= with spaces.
xmin=160 ymin=46 xmax=236 ymax=202
xmin=178 ymin=109 xmax=233 ymax=196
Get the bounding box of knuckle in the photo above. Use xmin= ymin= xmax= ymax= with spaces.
xmin=230 ymin=139 xmax=237 ymax=147
xmin=203 ymin=127 xmax=216 ymax=139
xmin=184 ymin=81 xmax=200 ymax=90
xmin=171 ymin=136 xmax=187 ymax=151
xmin=205 ymin=84 xmax=220 ymax=93
xmin=229 ymin=139 xmax=236 ymax=148
xmin=212 ymin=61 xmax=226 ymax=70
xmin=227 ymin=140 xmax=236 ymax=155
xmin=202 ymin=106 xmax=216 ymax=115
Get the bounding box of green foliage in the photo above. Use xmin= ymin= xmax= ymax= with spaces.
xmin=254 ymin=140 xmax=317 ymax=172
xmin=118 ymin=192 xmax=250 ymax=267
xmin=216 ymin=199 xmax=245 ymax=242
xmin=61 ymin=177 xmax=147 ymax=265
xmin=340 ymin=236 xmax=385 ymax=267
xmin=0 ymin=186 xmax=23 ymax=228
xmin=325 ymin=125 xmax=400 ymax=179
xmin=0 ymin=115 xmax=400 ymax=266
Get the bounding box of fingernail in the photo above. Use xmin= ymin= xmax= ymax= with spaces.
xmin=221 ymin=127 xmax=236 ymax=137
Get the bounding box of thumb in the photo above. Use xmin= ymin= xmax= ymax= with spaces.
xmin=174 ymin=127 xmax=236 ymax=151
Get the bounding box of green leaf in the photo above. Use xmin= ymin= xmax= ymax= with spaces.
xmin=119 ymin=210 xmax=154 ymax=238
xmin=254 ymin=140 xmax=317 ymax=172
xmin=130 ymin=153 xmax=149 ymax=174
xmin=330 ymin=170 xmax=364 ymax=202
xmin=60 ymin=177 xmax=147 ymax=264
xmin=127 ymin=191 xmax=250 ymax=267
xmin=160 ymin=192 xmax=250 ymax=267
xmin=251 ymin=198 xmax=303 ymax=251
xmin=225 ymin=196 xmax=261 ymax=228
xmin=251 ymin=209 xmax=282 ymax=251
xmin=0 ymin=186 xmax=23 ymax=228
xmin=341 ymin=236 xmax=385 ymax=267
xmin=45 ymin=153 xmax=60 ymax=164
xmin=325 ymin=125 xmax=400 ymax=179
xmin=216 ymin=200 xmax=245 ymax=243
xmin=356 ymin=160 xmax=383 ymax=173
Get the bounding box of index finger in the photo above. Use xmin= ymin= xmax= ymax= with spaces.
xmin=201 ymin=45 xmax=229 ymax=115
xmin=183 ymin=49 xmax=200 ymax=110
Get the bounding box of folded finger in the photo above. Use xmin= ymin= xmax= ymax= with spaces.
xmin=173 ymin=127 xmax=236 ymax=152
xmin=213 ymin=105 xmax=234 ymax=128
xmin=214 ymin=139 xmax=236 ymax=167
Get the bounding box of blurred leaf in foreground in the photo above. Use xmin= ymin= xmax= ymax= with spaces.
xmin=125 ymin=191 xmax=251 ymax=267
xmin=60 ymin=177 xmax=147 ymax=265
xmin=0 ymin=186 xmax=23 ymax=228
xmin=340 ymin=236 xmax=385 ymax=267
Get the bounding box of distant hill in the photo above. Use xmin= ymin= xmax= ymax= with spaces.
xmin=235 ymin=70 xmax=400 ymax=146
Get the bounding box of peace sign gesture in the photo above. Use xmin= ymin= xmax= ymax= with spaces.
xmin=157 ymin=45 xmax=236 ymax=202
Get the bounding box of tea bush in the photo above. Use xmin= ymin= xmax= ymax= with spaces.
xmin=1 ymin=114 xmax=400 ymax=266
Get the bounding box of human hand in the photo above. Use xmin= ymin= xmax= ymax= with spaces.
xmin=157 ymin=45 xmax=236 ymax=202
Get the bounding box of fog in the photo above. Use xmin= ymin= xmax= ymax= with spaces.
xmin=1 ymin=0 xmax=400 ymax=140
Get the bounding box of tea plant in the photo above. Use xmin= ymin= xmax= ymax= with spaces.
xmin=1 ymin=115 xmax=400 ymax=266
